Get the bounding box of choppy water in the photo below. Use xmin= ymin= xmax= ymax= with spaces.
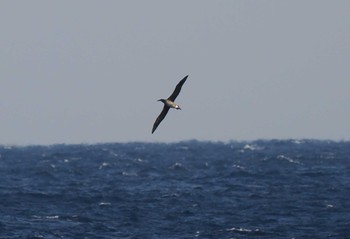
xmin=1 ymin=140 xmax=350 ymax=238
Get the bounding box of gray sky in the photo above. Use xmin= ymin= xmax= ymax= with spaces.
xmin=1 ymin=1 xmax=350 ymax=145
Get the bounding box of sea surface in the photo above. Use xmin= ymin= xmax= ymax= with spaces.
xmin=0 ymin=140 xmax=350 ymax=239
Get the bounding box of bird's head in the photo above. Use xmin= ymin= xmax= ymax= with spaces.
xmin=157 ymin=99 xmax=166 ymax=103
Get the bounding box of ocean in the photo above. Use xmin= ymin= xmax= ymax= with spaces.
xmin=0 ymin=140 xmax=349 ymax=239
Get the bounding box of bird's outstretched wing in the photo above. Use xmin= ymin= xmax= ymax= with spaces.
xmin=167 ymin=75 xmax=188 ymax=102
xmin=152 ymin=105 xmax=170 ymax=134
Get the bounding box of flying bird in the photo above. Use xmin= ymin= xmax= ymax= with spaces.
xmin=152 ymin=75 xmax=188 ymax=134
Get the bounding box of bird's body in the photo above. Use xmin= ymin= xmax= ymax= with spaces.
xmin=159 ymin=99 xmax=181 ymax=109
xmin=152 ymin=75 xmax=188 ymax=134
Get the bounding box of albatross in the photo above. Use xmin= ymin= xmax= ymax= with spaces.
xmin=152 ymin=75 xmax=188 ymax=134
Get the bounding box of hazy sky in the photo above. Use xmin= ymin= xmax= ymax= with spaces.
xmin=1 ymin=1 xmax=350 ymax=145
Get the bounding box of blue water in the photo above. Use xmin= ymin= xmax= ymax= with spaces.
xmin=0 ymin=140 xmax=349 ymax=238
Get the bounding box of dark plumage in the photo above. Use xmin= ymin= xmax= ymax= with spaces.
xmin=152 ymin=75 xmax=188 ymax=134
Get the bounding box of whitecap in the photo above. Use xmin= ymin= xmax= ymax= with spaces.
xmin=168 ymin=162 xmax=187 ymax=170
xmin=122 ymin=171 xmax=138 ymax=176
xmin=161 ymin=193 xmax=180 ymax=198
xmin=177 ymin=146 xmax=189 ymax=150
xmin=137 ymin=158 xmax=144 ymax=162
xmin=242 ymin=144 xmax=263 ymax=152
xmin=109 ymin=151 xmax=119 ymax=157
xmin=277 ymin=155 xmax=300 ymax=164
xmin=232 ymin=164 xmax=245 ymax=170
xmin=243 ymin=144 xmax=256 ymax=150
xmin=99 ymin=162 xmax=109 ymax=169
xmin=194 ymin=231 xmax=200 ymax=237
xmin=292 ymin=139 xmax=304 ymax=144
xmin=226 ymin=227 xmax=260 ymax=233
xmin=321 ymin=152 xmax=336 ymax=160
